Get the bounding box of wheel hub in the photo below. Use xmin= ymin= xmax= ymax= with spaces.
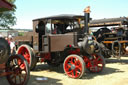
xmin=14 ymin=67 xmax=21 ymax=75
xmin=71 ymin=64 xmax=76 ymax=70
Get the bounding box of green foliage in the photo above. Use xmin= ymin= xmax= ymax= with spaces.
xmin=18 ymin=32 xmax=24 ymax=36
xmin=6 ymin=0 xmax=15 ymax=4
xmin=0 ymin=0 xmax=16 ymax=29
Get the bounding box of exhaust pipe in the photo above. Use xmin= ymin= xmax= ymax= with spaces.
xmin=83 ymin=6 xmax=90 ymax=34
xmin=78 ymin=6 xmax=100 ymax=55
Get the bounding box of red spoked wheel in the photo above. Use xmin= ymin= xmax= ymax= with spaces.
xmin=85 ymin=53 xmax=105 ymax=73
xmin=17 ymin=45 xmax=37 ymax=70
xmin=6 ymin=54 xmax=30 ymax=85
xmin=63 ymin=54 xmax=85 ymax=79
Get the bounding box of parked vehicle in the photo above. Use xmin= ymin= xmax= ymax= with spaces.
xmin=89 ymin=17 xmax=128 ymax=59
xmin=16 ymin=7 xmax=105 ymax=78
xmin=0 ymin=38 xmax=30 ymax=85
xmin=0 ymin=1 xmax=30 ymax=84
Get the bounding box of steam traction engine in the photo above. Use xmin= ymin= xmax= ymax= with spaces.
xmin=17 ymin=7 xmax=105 ymax=78
xmin=0 ymin=38 xmax=30 ymax=85
xmin=0 ymin=1 xmax=30 ymax=85
xmin=90 ymin=17 xmax=128 ymax=59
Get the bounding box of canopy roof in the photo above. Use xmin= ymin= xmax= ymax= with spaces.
xmin=89 ymin=17 xmax=128 ymax=27
xmin=33 ymin=14 xmax=84 ymax=21
xmin=0 ymin=0 xmax=13 ymax=12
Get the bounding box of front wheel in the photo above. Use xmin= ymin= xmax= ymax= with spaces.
xmin=85 ymin=53 xmax=105 ymax=73
xmin=63 ymin=54 xmax=85 ymax=79
xmin=6 ymin=54 xmax=30 ymax=85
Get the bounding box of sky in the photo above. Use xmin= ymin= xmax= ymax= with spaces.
xmin=13 ymin=0 xmax=128 ymax=29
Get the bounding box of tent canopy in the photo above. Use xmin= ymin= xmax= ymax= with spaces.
xmin=0 ymin=0 xmax=13 ymax=12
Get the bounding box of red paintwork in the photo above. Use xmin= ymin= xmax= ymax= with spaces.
xmin=67 ymin=45 xmax=104 ymax=73
xmin=83 ymin=54 xmax=104 ymax=72
xmin=40 ymin=53 xmax=51 ymax=62
xmin=18 ymin=47 xmax=31 ymax=65
xmin=67 ymin=45 xmax=81 ymax=55
xmin=69 ymin=48 xmax=80 ymax=55
xmin=18 ymin=59 xmax=25 ymax=69
xmin=64 ymin=56 xmax=83 ymax=78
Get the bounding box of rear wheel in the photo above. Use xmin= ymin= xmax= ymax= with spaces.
xmin=63 ymin=54 xmax=85 ymax=79
xmin=0 ymin=38 xmax=10 ymax=64
xmin=86 ymin=53 xmax=105 ymax=73
xmin=17 ymin=45 xmax=37 ymax=70
xmin=6 ymin=54 xmax=30 ymax=85
xmin=112 ymin=41 xmax=121 ymax=59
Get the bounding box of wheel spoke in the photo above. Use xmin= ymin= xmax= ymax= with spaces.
xmin=75 ymin=71 xmax=78 ymax=77
xmin=6 ymin=54 xmax=29 ymax=85
xmin=24 ymin=54 xmax=29 ymax=59
xmin=75 ymin=68 xmax=80 ymax=77
xmin=69 ymin=58 xmax=74 ymax=64
xmin=86 ymin=54 xmax=105 ymax=73
xmin=67 ymin=70 xmax=72 ymax=74
xmin=18 ymin=61 xmax=23 ymax=66
xmin=24 ymin=54 xmax=30 ymax=64
xmin=66 ymin=68 xmax=70 ymax=71
xmin=11 ymin=74 xmax=16 ymax=79
xmin=75 ymin=65 xmax=82 ymax=71
xmin=19 ymin=75 xmax=22 ymax=83
xmin=68 ymin=63 xmax=71 ymax=67
xmin=14 ymin=76 xmax=17 ymax=84
xmin=19 ymin=74 xmax=26 ymax=79
xmin=17 ymin=59 xmax=26 ymax=69
xmin=75 ymin=60 xmax=82 ymax=70
xmin=74 ymin=60 xmax=79 ymax=65
xmin=18 ymin=47 xmax=30 ymax=64
xmin=71 ymin=70 xmax=74 ymax=77
xmin=64 ymin=55 xmax=85 ymax=78
xmin=67 ymin=64 xmax=71 ymax=69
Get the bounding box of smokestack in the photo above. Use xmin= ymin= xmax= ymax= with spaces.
xmin=83 ymin=6 xmax=90 ymax=34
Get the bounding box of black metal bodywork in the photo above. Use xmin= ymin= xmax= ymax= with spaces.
xmin=31 ymin=13 xmax=101 ymax=65
xmin=89 ymin=17 xmax=128 ymax=58
xmin=16 ymin=7 xmax=106 ymax=78
xmin=33 ymin=14 xmax=85 ymax=53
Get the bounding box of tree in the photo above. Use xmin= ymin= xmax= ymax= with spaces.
xmin=7 ymin=0 xmax=15 ymax=3
xmin=0 ymin=0 xmax=16 ymax=29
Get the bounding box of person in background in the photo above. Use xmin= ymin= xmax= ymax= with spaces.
xmin=8 ymin=35 xmax=16 ymax=55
